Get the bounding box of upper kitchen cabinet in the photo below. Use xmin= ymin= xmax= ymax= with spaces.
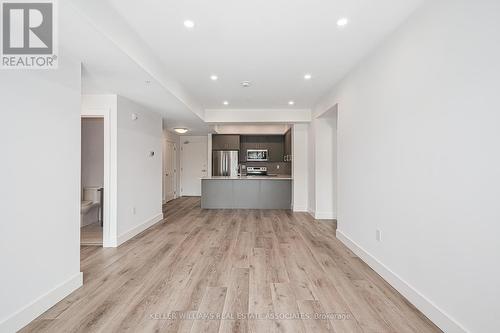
xmin=268 ymin=137 xmax=285 ymax=162
xmin=240 ymin=135 xmax=284 ymax=162
xmin=284 ymin=129 xmax=292 ymax=162
xmin=212 ymin=134 xmax=240 ymax=150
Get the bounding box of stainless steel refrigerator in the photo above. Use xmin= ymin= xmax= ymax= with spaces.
xmin=212 ymin=150 xmax=239 ymax=176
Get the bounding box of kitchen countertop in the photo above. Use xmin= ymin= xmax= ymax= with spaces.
xmin=201 ymin=175 xmax=292 ymax=180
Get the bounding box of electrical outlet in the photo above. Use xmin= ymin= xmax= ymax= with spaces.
xmin=376 ymin=229 xmax=382 ymax=242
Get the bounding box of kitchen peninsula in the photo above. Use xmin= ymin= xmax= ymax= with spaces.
xmin=201 ymin=175 xmax=292 ymax=209
xmin=201 ymin=131 xmax=293 ymax=209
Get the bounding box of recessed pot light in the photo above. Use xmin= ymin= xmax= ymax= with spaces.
xmin=241 ymin=81 xmax=251 ymax=88
xmin=223 ymin=101 xmax=229 ymax=105
xmin=304 ymin=74 xmax=312 ymax=80
xmin=183 ymin=20 xmax=195 ymax=29
xmin=210 ymin=75 xmax=218 ymax=81
xmin=288 ymin=100 xmax=295 ymax=106
xmin=174 ymin=128 xmax=189 ymax=134
xmin=337 ymin=18 xmax=349 ymax=27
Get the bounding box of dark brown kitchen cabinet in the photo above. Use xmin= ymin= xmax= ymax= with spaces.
xmin=268 ymin=139 xmax=284 ymax=162
xmin=284 ymin=129 xmax=292 ymax=162
xmin=212 ymin=135 xmax=240 ymax=150
xmin=240 ymin=135 xmax=284 ymax=162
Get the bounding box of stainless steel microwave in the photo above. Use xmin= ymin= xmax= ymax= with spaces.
xmin=246 ymin=149 xmax=268 ymax=161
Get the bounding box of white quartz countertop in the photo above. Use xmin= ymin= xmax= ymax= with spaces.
xmin=202 ymin=175 xmax=293 ymax=180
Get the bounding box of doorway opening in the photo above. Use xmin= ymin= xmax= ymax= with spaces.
xmin=80 ymin=117 xmax=104 ymax=246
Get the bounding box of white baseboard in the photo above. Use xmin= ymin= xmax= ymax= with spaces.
xmin=293 ymin=206 xmax=308 ymax=212
xmin=336 ymin=230 xmax=468 ymax=333
xmin=314 ymin=211 xmax=336 ymax=220
xmin=0 ymin=272 xmax=83 ymax=333
xmin=307 ymin=209 xmax=336 ymax=220
xmin=116 ymin=213 xmax=164 ymax=246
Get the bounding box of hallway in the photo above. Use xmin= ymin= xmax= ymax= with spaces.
xmin=21 ymin=197 xmax=440 ymax=332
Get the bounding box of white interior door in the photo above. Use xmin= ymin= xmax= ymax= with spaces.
xmin=164 ymin=141 xmax=176 ymax=202
xmin=180 ymin=138 xmax=208 ymax=196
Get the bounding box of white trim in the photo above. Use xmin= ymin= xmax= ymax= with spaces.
xmin=0 ymin=272 xmax=83 ymax=333
xmin=336 ymin=230 xmax=468 ymax=333
xmin=116 ymin=213 xmax=164 ymax=246
xmin=293 ymin=206 xmax=308 ymax=212
xmin=163 ymin=139 xmax=177 ymax=203
xmin=307 ymin=209 xmax=336 ymax=220
xmin=313 ymin=211 xmax=336 ymax=220
xmin=81 ymin=108 xmax=118 ymax=247
xmin=204 ymin=108 xmax=312 ymax=123
xmin=207 ymin=134 xmax=212 ymax=177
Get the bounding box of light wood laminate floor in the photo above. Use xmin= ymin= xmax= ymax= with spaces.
xmin=80 ymin=222 xmax=103 ymax=246
xmin=21 ymin=197 xmax=441 ymax=333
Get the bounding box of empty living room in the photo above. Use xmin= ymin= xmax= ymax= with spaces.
xmin=1 ymin=0 xmax=499 ymax=332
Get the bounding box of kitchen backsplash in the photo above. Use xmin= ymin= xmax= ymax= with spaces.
xmin=243 ymin=162 xmax=291 ymax=175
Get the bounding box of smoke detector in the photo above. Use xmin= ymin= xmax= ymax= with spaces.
xmin=240 ymin=80 xmax=251 ymax=88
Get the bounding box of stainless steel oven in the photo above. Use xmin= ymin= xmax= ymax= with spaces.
xmin=246 ymin=149 xmax=268 ymax=161
xmin=246 ymin=166 xmax=267 ymax=176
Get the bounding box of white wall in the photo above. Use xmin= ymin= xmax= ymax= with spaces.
xmin=205 ymin=109 xmax=311 ymax=123
xmin=307 ymin=110 xmax=338 ymax=219
xmin=81 ymin=118 xmax=104 ymax=189
xmin=81 ymin=95 xmax=163 ymax=246
xmin=0 ymin=58 xmax=83 ymax=331
xmin=307 ymin=122 xmax=316 ymax=215
xmin=314 ymin=109 xmax=338 ymax=219
xmin=213 ymin=124 xmax=290 ymax=135
xmin=81 ymin=95 xmax=118 ymax=247
xmin=207 ymin=134 xmax=212 ymax=177
xmin=315 ymin=1 xmax=500 ymax=332
xmin=292 ymin=124 xmax=308 ymax=211
xmin=116 ymin=97 xmax=163 ymax=244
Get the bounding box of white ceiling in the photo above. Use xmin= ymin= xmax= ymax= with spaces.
xmin=106 ymin=0 xmax=425 ymax=109
xmin=66 ymin=0 xmax=425 ymax=133
xmin=61 ymin=1 xmax=209 ymax=135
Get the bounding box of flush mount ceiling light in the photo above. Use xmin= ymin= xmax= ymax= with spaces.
xmin=304 ymin=74 xmax=312 ymax=80
xmin=288 ymin=100 xmax=295 ymax=106
xmin=183 ymin=20 xmax=195 ymax=29
xmin=174 ymin=128 xmax=189 ymax=134
xmin=241 ymin=81 xmax=251 ymax=88
xmin=210 ymin=75 xmax=218 ymax=81
xmin=337 ymin=17 xmax=349 ymax=27
xmin=223 ymin=101 xmax=229 ymax=105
